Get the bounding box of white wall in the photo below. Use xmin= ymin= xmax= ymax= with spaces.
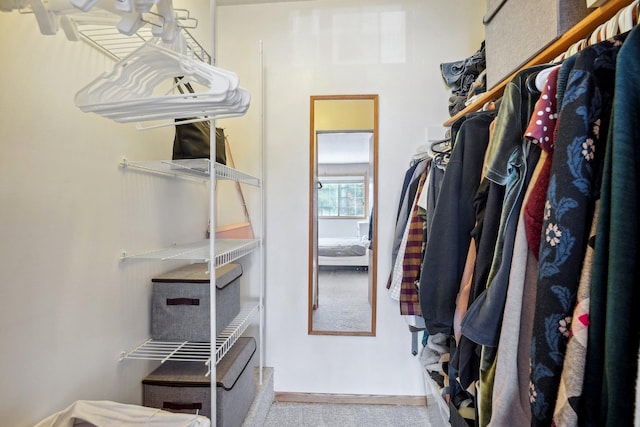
xmin=216 ymin=0 xmax=485 ymax=396
xmin=0 ymin=11 xmax=209 ymax=427
xmin=318 ymin=218 xmax=361 ymax=239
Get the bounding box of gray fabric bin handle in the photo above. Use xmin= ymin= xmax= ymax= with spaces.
xmin=162 ymin=401 xmax=202 ymax=412
xmin=166 ymin=298 xmax=200 ymax=306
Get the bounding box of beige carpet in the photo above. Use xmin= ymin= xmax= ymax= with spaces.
xmin=312 ymin=269 xmax=372 ymax=332
xmin=263 ymin=402 xmax=434 ymax=427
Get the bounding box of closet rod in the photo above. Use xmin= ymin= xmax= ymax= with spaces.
xmin=443 ymin=0 xmax=634 ymax=127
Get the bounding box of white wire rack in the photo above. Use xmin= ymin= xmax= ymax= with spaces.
xmin=214 ymin=163 xmax=261 ymax=187
xmin=120 ymin=340 xmax=210 ymax=363
xmin=15 ymin=1 xmax=210 ymax=63
xmin=214 ymin=304 xmax=260 ymax=365
xmin=120 ymin=158 xmax=261 ymax=186
xmin=120 ymin=303 xmax=260 ymax=373
xmin=78 ymin=24 xmax=210 ymax=63
xmin=120 ymin=238 xmax=259 ymax=266
xmin=120 ymin=158 xmax=209 ymax=181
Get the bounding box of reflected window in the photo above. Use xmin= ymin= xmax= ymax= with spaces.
xmin=318 ymin=176 xmax=366 ymax=218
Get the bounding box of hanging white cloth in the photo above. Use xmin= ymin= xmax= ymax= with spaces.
xmin=33 ymin=400 xmax=210 ymax=427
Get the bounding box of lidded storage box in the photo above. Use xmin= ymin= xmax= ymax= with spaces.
xmin=142 ymin=337 xmax=257 ymax=427
xmin=484 ymin=0 xmax=590 ymax=88
xmin=151 ymin=262 xmax=242 ymax=342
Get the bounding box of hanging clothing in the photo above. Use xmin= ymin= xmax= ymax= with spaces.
xmin=388 ymin=18 xmax=640 ymax=427
xmin=530 ymin=33 xmax=625 ymax=426
xmin=452 ymin=119 xmax=497 ymax=346
xmin=488 ymin=210 xmax=534 ymax=427
xmin=523 ymin=66 xmax=560 ymax=259
xmin=426 ymin=154 xmax=446 ymax=236
xmin=461 ymin=64 xmax=547 ymax=348
xmin=389 ymin=211 xmax=412 ymax=301
xmin=459 ymin=64 xmax=546 ymax=427
xmin=453 ymin=178 xmax=504 ymax=390
xmin=400 ymin=170 xmax=428 ymax=316
xmin=487 ymin=66 xmax=563 ymax=427
xmin=583 ymin=26 xmax=640 ymax=427
xmin=388 ymin=159 xmax=429 ymax=297
xmin=420 ymin=110 xmax=497 ymax=335
xmin=552 ymin=201 xmax=599 ymax=426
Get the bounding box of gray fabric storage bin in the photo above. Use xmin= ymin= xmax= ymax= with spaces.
xmin=143 ymin=361 xmax=212 ymax=419
xmin=216 ymin=337 xmax=257 ymax=427
xmin=484 ymin=0 xmax=590 ymax=88
xmin=151 ymin=262 xmax=242 ymax=342
xmin=142 ymin=337 xmax=257 ymax=427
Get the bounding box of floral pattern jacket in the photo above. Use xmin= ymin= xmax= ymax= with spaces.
xmin=529 ymin=35 xmax=625 ymax=427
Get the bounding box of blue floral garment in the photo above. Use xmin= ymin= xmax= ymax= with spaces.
xmin=529 ymin=36 xmax=624 ymax=427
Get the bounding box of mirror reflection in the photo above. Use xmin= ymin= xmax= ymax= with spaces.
xmin=309 ymin=95 xmax=378 ymax=336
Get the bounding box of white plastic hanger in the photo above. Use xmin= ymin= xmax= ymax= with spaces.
xmin=116 ymin=10 xmax=146 ymax=35
xmin=30 ymin=0 xmax=60 ymax=35
xmin=76 ymin=38 xmax=236 ymax=104
xmin=535 ymin=64 xmax=561 ymax=92
xmin=75 ymin=37 xmax=250 ymax=124
xmin=66 ymin=0 xmax=177 ymax=43
xmin=619 ymin=0 xmax=639 ymax=33
xmin=69 ymin=0 xmax=100 ymax=13
xmin=115 ymin=0 xmax=133 ymax=13
xmin=152 ymin=0 xmax=177 ymax=42
xmin=41 ymin=0 xmax=137 ymax=42
xmin=556 ymin=1 xmax=637 ymax=64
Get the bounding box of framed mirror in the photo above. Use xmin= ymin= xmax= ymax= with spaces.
xmin=308 ymin=94 xmax=378 ymax=336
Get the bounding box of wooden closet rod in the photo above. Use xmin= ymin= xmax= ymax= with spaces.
xmin=443 ymin=0 xmax=634 ymax=127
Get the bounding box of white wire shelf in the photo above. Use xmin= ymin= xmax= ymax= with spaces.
xmin=120 ymin=159 xmax=261 ymax=186
xmin=215 ymin=162 xmax=261 ymax=187
xmin=120 ymin=340 xmax=210 ymax=363
xmin=121 ymin=239 xmax=260 ymax=266
xmin=78 ymin=25 xmax=210 ymax=63
xmin=215 ymin=304 xmax=260 ymax=365
xmin=120 ymin=303 xmax=261 ymax=373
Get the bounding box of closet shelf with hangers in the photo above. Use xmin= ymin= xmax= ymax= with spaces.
xmin=78 ymin=24 xmax=209 ymax=63
xmin=8 ymin=0 xmax=249 ymax=124
xmin=443 ymin=0 xmax=636 ymax=127
xmin=11 ymin=0 xmax=210 ymax=63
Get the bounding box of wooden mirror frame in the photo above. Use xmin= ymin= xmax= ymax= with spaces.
xmin=308 ymin=94 xmax=379 ymax=336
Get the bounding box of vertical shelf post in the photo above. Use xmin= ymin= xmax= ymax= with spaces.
xmin=209 ymin=2 xmax=217 ymax=426
xmin=258 ymin=38 xmax=265 ymax=386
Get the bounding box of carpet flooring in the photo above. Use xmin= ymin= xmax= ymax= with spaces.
xmin=312 ymin=269 xmax=372 ymax=332
xmin=243 ymin=366 xmax=446 ymax=427
xmin=263 ymin=402 xmax=434 ymax=427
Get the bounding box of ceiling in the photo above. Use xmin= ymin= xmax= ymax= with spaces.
xmin=317 ymin=132 xmax=372 ymax=165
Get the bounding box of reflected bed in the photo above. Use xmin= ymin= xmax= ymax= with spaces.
xmin=318 ymin=237 xmax=369 ymax=267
